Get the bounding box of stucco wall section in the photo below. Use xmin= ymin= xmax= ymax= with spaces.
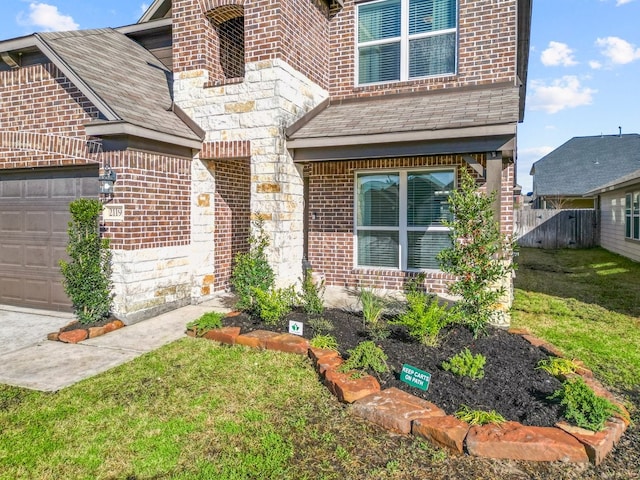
xmin=174 ymin=59 xmax=329 ymax=286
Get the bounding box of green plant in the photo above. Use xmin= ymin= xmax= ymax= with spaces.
xmin=339 ymin=341 xmax=389 ymax=375
xmin=300 ymin=268 xmax=325 ymax=315
xmin=186 ymin=311 xmax=225 ymax=337
xmin=358 ymin=286 xmax=389 ymax=340
xmin=309 ymin=335 xmax=338 ymax=351
xmin=59 ymin=199 xmax=113 ymax=325
xmin=391 ymin=275 xmax=455 ymax=346
xmin=308 ymin=317 xmax=334 ymax=335
xmin=442 ymin=348 xmax=486 ymax=380
xmin=549 ymin=377 xmax=622 ymax=432
xmin=438 ymin=168 xmax=516 ymax=337
xmin=231 ymin=216 xmax=275 ymax=312
xmin=537 ymin=357 xmax=580 ymax=377
xmin=455 ymin=405 xmax=506 ymax=425
xmin=252 ymin=285 xmax=297 ymax=325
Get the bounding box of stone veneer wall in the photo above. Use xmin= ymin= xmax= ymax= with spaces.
xmin=174 ymin=59 xmax=329 ymax=287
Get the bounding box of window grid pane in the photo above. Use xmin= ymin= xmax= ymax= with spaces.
xmin=359 ymin=43 xmax=401 ymax=84
xmin=358 ymin=230 xmax=400 ymax=268
xmin=359 ymin=0 xmax=401 ymax=43
xmin=357 ymin=173 xmax=399 ymax=227
xmin=409 ymin=33 xmax=456 ymax=78
xmin=407 ymin=230 xmax=451 ymax=269
xmin=409 ymin=0 xmax=456 ymax=35
xmin=626 ymin=193 xmax=632 ymax=238
xmin=407 ymin=171 xmax=454 ymax=226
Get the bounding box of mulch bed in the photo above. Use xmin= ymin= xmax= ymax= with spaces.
xmin=224 ymin=308 xmax=565 ymax=427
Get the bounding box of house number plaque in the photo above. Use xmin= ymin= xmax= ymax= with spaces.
xmin=103 ymin=204 xmax=125 ymax=222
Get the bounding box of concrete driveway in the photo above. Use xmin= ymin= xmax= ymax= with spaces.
xmin=0 ymin=305 xmax=74 ymax=356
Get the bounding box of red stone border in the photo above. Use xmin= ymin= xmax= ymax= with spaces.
xmin=47 ymin=320 xmax=125 ymax=344
xmin=190 ymin=324 xmax=629 ymax=465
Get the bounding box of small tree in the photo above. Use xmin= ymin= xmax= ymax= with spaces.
xmin=231 ymin=216 xmax=275 ymax=311
xmin=59 ymin=199 xmax=113 ymax=324
xmin=437 ymin=169 xmax=515 ymax=336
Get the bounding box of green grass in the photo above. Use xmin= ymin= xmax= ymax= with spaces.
xmin=513 ymin=247 xmax=640 ymax=392
xmin=0 ymin=340 xmax=447 ymax=480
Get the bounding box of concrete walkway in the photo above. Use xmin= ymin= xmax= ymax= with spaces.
xmin=0 ymin=298 xmax=233 ymax=392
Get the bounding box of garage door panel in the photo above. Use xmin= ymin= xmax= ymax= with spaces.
xmin=25 ymin=211 xmax=51 ymax=233
xmin=0 ymin=243 xmax=23 ymax=266
xmin=0 ymin=212 xmax=23 ymax=232
xmin=0 ymin=166 xmax=99 ymax=311
xmin=25 ymin=178 xmax=49 ymax=197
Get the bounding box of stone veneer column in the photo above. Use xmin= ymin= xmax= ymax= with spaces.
xmin=174 ymin=59 xmax=328 ymax=288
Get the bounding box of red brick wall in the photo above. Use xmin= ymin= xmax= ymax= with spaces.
xmin=101 ymin=150 xmax=192 ymax=250
xmin=329 ymin=0 xmax=518 ymax=100
xmin=0 ymin=63 xmax=100 ymax=169
xmin=306 ymin=155 xmax=511 ymax=292
xmin=173 ymin=0 xmax=331 ymax=89
xmin=213 ymin=158 xmax=251 ymax=290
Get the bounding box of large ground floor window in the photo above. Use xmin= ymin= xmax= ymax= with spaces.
xmin=356 ymin=168 xmax=455 ymax=269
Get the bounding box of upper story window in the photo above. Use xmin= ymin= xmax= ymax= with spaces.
xmin=357 ymin=0 xmax=457 ymax=85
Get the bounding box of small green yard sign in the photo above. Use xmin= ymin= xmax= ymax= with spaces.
xmin=400 ymin=364 xmax=431 ymax=391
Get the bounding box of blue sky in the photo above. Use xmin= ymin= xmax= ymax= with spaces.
xmin=1 ymin=1 xmax=639 ymax=193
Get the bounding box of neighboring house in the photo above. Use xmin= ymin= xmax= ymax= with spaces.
xmin=530 ymin=134 xmax=640 ymax=209
xmin=0 ymin=0 xmax=532 ymax=323
xmin=586 ymin=168 xmax=640 ymax=263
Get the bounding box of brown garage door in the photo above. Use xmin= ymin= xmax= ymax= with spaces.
xmin=0 ymin=166 xmax=99 ymax=311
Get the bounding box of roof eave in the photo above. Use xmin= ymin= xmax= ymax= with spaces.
xmin=85 ymin=121 xmax=202 ymax=150
xmin=139 ymin=0 xmax=171 ymax=23
xmin=287 ymin=123 xmax=517 ymax=150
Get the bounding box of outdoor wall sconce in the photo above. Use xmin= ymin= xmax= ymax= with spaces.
xmin=99 ymin=164 xmax=117 ymax=198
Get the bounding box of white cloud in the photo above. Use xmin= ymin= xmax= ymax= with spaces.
xmin=140 ymin=3 xmax=150 ymax=15
xmin=596 ymin=36 xmax=640 ymax=65
xmin=589 ymin=60 xmax=603 ymax=70
xmin=541 ymin=41 xmax=578 ymax=67
xmin=616 ymin=0 xmax=634 ymax=5
xmin=529 ymin=76 xmax=596 ymax=114
xmin=17 ymin=2 xmax=78 ymax=31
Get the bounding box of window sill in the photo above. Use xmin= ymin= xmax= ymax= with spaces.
xmin=204 ymin=77 xmax=245 ymax=89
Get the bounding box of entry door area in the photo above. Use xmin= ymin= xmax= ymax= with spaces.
xmin=0 ymin=166 xmax=99 ymax=311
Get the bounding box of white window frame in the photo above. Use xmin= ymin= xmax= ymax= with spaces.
xmin=354 ymin=167 xmax=456 ymax=271
xmin=626 ymin=192 xmax=640 ymax=241
xmin=356 ymin=0 xmax=458 ymax=86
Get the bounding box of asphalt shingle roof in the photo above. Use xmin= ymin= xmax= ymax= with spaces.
xmin=532 ymin=134 xmax=640 ymax=196
xmin=38 ymin=29 xmax=199 ymax=141
xmin=288 ymin=84 xmax=520 ymax=140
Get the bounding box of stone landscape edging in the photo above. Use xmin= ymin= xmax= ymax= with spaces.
xmin=188 ymin=322 xmax=629 ymax=465
xmin=47 ymin=319 xmax=125 ymax=344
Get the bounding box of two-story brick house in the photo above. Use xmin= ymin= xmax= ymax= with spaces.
xmin=0 ymin=0 xmax=531 ymax=324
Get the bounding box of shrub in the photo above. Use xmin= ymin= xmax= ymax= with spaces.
xmin=187 ymin=311 xmax=225 ymax=337
xmin=537 ymin=357 xmax=580 ymax=377
xmin=59 ymin=199 xmax=112 ymax=325
xmin=358 ymin=286 xmax=389 ymax=341
xmin=300 ymin=269 xmax=325 ymax=315
xmin=391 ymin=275 xmax=455 ymax=346
xmin=308 ymin=317 xmax=334 ymax=335
xmin=549 ymin=377 xmax=622 ymax=431
xmin=252 ymin=286 xmax=297 ymax=326
xmin=231 ymin=216 xmax=275 ymax=312
xmin=339 ymin=341 xmax=389 ymax=375
xmin=455 ymin=405 xmax=506 ymax=425
xmin=442 ymin=348 xmax=486 ymax=380
xmin=437 ymin=168 xmax=516 ymax=337
xmin=309 ymin=334 xmax=339 ymax=351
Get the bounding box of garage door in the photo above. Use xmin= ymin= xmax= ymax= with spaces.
xmin=0 ymin=166 xmax=99 ymax=311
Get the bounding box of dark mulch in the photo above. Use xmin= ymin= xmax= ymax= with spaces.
xmin=224 ymin=308 xmax=564 ymax=426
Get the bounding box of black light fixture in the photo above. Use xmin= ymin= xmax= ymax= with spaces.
xmin=99 ymin=163 xmax=117 ymax=197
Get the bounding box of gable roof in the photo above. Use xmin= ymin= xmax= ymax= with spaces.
xmin=531 ymin=134 xmax=640 ymax=197
xmin=0 ymin=28 xmax=202 ymax=150
xmin=286 ymin=83 xmax=519 ymax=161
xmin=585 ymin=167 xmax=640 ymax=195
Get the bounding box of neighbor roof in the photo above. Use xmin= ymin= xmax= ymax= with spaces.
xmin=585 ymin=167 xmax=640 ymax=196
xmin=531 ymin=134 xmax=640 ymax=197
xmin=36 ymin=29 xmax=201 ymax=145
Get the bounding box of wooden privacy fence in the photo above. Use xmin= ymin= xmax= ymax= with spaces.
xmin=515 ymin=209 xmax=599 ymax=249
